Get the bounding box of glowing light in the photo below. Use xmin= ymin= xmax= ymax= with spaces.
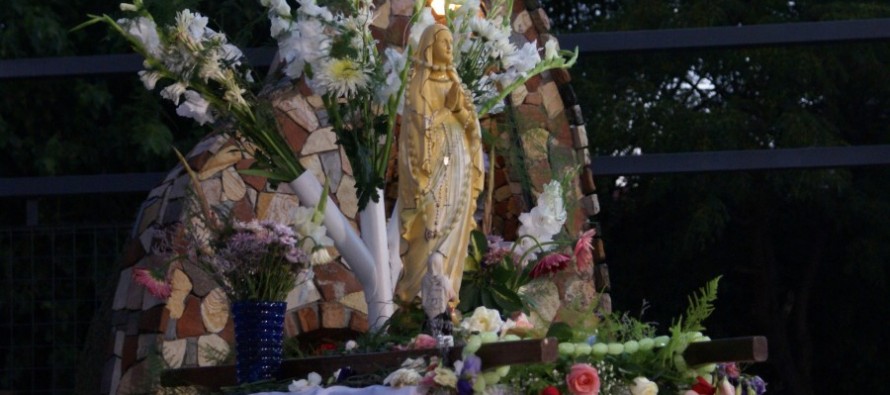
xmin=429 ymin=0 xmax=459 ymax=16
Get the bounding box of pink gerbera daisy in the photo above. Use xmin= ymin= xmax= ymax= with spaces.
xmin=133 ymin=267 xmax=172 ymax=299
xmin=573 ymin=228 xmax=597 ymax=272
xmin=530 ymin=253 xmax=571 ymax=278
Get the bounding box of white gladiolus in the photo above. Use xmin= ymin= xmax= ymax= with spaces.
xmin=160 ymin=82 xmax=188 ymax=104
xmin=544 ymin=39 xmax=560 ymax=60
xmin=118 ymin=17 xmax=162 ymax=57
xmin=296 ymin=0 xmax=334 ymax=22
xmin=175 ymin=90 xmax=214 ymax=125
xmin=137 ymin=70 xmax=161 ymax=90
xmin=408 ymin=8 xmax=436 ymax=49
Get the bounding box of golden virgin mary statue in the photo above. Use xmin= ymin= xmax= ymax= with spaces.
xmin=394 ymin=24 xmax=485 ymax=309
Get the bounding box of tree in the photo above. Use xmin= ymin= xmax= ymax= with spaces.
xmin=544 ymin=0 xmax=890 ymax=393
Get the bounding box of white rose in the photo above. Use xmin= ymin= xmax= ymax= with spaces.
xmin=461 ymin=306 xmax=504 ymax=333
xmin=383 ymin=368 xmax=422 ymax=387
xmin=629 ymin=376 xmax=659 ymax=395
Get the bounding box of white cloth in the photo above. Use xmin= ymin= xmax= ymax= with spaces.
xmin=252 ymin=386 xmax=421 ymax=395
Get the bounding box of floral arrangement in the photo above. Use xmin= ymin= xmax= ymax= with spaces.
xmin=208 ymin=214 xmax=334 ymax=301
xmin=460 ymin=178 xmax=596 ymax=314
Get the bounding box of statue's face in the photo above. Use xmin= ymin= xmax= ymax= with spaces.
xmin=431 ymin=30 xmax=453 ymax=66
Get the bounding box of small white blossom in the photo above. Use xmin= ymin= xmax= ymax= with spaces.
xmin=119 ymin=3 xmax=139 ymax=12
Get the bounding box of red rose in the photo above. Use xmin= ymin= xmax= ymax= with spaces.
xmin=565 ymin=363 xmax=600 ymax=395
xmin=691 ymin=376 xmax=716 ymax=395
xmin=541 ymin=386 xmax=561 ymax=395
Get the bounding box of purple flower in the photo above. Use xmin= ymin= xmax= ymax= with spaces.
xmin=483 ymin=235 xmax=512 ymax=267
xmin=748 ymin=376 xmax=767 ymax=395
xmin=461 ymin=355 xmax=481 ymax=377
xmin=457 ymin=378 xmax=473 ymax=395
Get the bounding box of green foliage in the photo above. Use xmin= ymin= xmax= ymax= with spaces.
xmin=458 ymin=230 xmax=530 ymax=314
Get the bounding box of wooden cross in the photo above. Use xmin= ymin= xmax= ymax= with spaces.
xmin=161 ymin=336 xmax=767 ymax=390
xmin=161 ymin=338 xmax=559 ymax=389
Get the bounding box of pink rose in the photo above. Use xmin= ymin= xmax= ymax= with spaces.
xmin=511 ymin=312 xmax=534 ymax=329
xmin=412 ymin=334 xmax=438 ymax=349
xmin=566 ymin=363 xmax=600 ymax=395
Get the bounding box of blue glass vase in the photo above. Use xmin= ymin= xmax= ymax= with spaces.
xmin=232 ymin=301 xmax=286 ymax=384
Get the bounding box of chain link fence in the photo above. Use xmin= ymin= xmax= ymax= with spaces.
xmin=1 ymin=225 xmax=131 ymax=395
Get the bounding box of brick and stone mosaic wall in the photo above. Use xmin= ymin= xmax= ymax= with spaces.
xmin=97 ymin=1 xmax=602 ymax=393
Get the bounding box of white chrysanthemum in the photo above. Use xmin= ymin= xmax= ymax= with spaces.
xmin=176 ymin=90 xmax=214 ymax=125
xmin=504 ymin=41 xmax=541 ymax=74
xmin=470 ymin=16 xmax=503 ymax=43
xmin=118 ymin=17 xmax=162 ymax=57
xmin=383 ymin=368 xmax=422 ymax=387
xmin=137 ymin=70 xmax=162 ymax=90
xmin=312 ymin=58 xmax=370 ymax=97
xmin=160 ymin=82 xmax=187 ymax=104
xmin=408 ymin=8 xmax=436 ymax=49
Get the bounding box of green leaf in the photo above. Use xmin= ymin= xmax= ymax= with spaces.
xmin=458 ymin=284 xmax=482 ymax=313
xmin=546 ymin=322 xmax=574 ymax=342
xmin=471 ymin=229 xmax=488 ymax=263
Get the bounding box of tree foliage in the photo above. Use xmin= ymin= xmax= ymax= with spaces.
xmin=542 ymin=1 xmax=890 ymax=394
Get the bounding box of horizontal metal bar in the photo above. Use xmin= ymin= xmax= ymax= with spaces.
xmin=2 ymin=146 xmax=889 ymax=197
xmin=0 ymin=47 xmax=277 ymax=79
xmin=590 ymin=145 xmax=890 ymax=176
xmin=3 ymin=19 xmax=889 ymax=79
xmin=0 ymin=172 xmax=166 ymax=197
xmin=561 ymin=18 xmax=890 ymax=54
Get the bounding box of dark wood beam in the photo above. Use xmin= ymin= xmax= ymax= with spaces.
xmin=161 ymin=338 xmax=557 ymax=389
xmin=683 ymin=336 xmax=769 ymax=366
